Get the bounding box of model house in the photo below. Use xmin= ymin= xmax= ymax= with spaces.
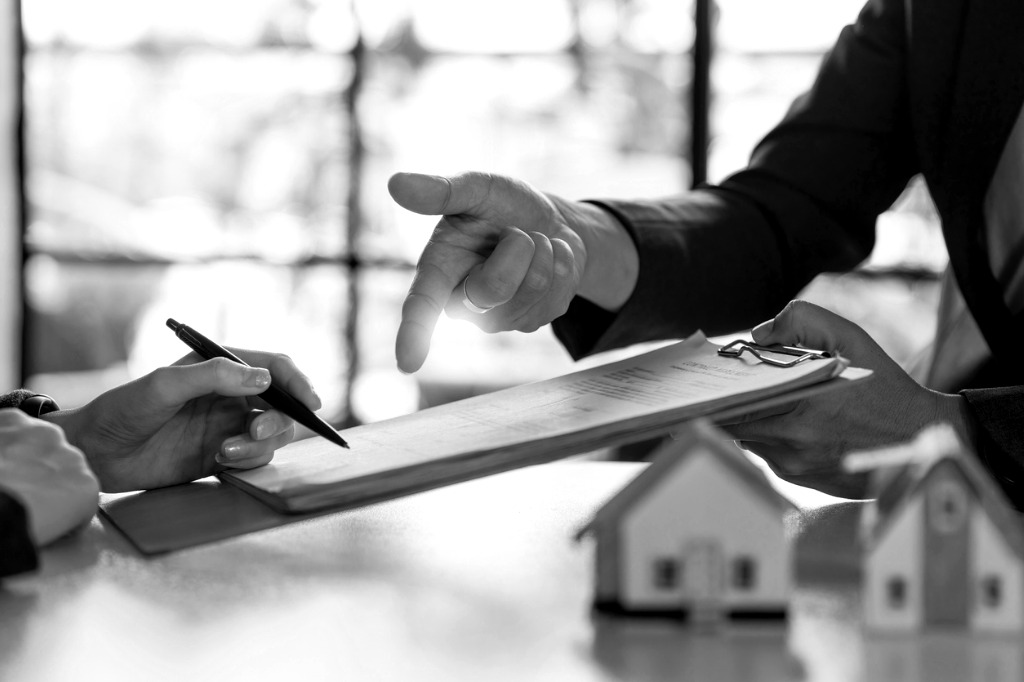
xmin=856 ymin=425 xmax=1024 ymax=633
xmin=577 ymin=419 xmax=796 ymax=621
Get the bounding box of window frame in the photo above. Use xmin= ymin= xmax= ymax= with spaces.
xmin=11 ymin=1 xmax=712 ymax=411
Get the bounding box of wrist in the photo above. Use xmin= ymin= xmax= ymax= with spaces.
xmin=548 ymin=195 xmax=639 ymax=312
xmin=39 ymin=408 xmax=80 ymax=448
xmin=932 ymin=391 xmax=979 ymax=453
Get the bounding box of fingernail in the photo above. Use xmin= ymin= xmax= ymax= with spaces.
xmin=218 ymin=438 xmax=247 ymax=463
xmin=243 ymin=367 xmax=271 ymax=388
xmin=255 ymin=416 xmax=280 ymax=440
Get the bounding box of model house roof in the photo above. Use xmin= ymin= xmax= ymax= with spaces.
xmin=865 ymin=446 xmax=1024 ymax=558
xmin=576 ymin=418 xmax=797 ymax=540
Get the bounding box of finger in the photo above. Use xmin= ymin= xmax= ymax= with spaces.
xmin=216 ymin=424 xmax=295 ymax=468
xmin=509 ymin=236 xmax=577 ymax=332
xmin=232 ymin=348 xmax=321 ymax=411
xmin=388 ymin=172 xmax=494 ymax=217
xmin=397 ymin=260 xmax=462 ymax=373
xmin=715 ymin=400 xmax=799 ymax=427
xmin=722 ymin=406 xmax=810 ymax=444
xmin=499 ymin=232 xmax=555 ymax=324
xmin=0 ymin=408 xmax=35 ymax=427
xmin=142 ymin=358 xmax=271 ymax=411
xmin=459 ymin=227 xmax=536 ymax=311
xmin=249 ymin=410 xmax=294 ymax=441
xmin=751 ymin=300 xmax=860 ymax=354
xmin=216 ymin=448 xmax=276 ymax=471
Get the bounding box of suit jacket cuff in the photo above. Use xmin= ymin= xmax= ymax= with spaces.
xmin=961 ymin=387 xmax=1024 ymax=509
xmin=0 ymin=490 xmax=39 ymax=578
xmin=553 ymin=193 xmax=788 ymax=359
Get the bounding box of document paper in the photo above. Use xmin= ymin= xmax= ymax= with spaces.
xmin=222 ymin=333 xmax=864 ymax=513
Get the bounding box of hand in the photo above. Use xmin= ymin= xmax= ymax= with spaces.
xmin=45 ymin=349 xmax=320 ymax=493
xmin=0 ymin=409 xmax=99 ymax=546
xmin=388 ymin=171 xmax=637 ymax=373
xmin=718 ymin=300 xmax=975 ymax=498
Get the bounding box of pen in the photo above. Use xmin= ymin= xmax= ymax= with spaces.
xmin=166 ymin=318 xmax=349 ymax=449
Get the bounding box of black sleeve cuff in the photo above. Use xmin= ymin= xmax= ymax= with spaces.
xmin=552 ymin=297 xmax=618 ymax=361
xmin=961 ymin=387 xmax=1024 ymax=510
xmin=0 ymin=390 xmax=59 ymax=417
xmin=0 ymin=490 xmax=39 ymax=578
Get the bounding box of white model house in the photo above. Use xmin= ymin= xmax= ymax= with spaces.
xmin=858 ymin=427 xmax=1024 ymax=633
xmin=577 ymin=419 xmax=796 ymax=620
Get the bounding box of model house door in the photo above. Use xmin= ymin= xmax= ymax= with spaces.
xmin=682 ymin=539 xmax=724 ymax=614
xmin=923 ymin=464 xmax=971 ymax=627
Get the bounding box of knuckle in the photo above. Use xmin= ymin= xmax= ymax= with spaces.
xmin=209 ymin=357 xmax=237 ymax=379
xmin=477 ymin=316 xmax=505 ymax=334
xmin=520 ymin=319 xmax=544 ymax=334
xmin=404 ymin=291 xmax=445 ymax=319
xmin=266 ymin=351 xmax=292 ymax=369
xmin=0 ymin=408 xmax=30 ymax=425
xmin=31 ymin=420 xmax=71 ymax=449
xmin=522 ymin=269 xmax=552 ymax=295
xmin=783 ymin=299 xmax=813 ymax=318
xmin=149 ymin=365 xmax=178 ymax=387
xmin=485 ymin=274 xmax=520 ymax=302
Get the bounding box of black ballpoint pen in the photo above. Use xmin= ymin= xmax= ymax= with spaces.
xmin=166 ymin=318 xmax=349 ymax=449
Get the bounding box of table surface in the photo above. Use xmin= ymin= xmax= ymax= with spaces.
xmin=2 ymin=460 xmax=1021 ymax=682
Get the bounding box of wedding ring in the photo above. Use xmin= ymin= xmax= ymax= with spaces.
xmin=461 ymin=277 xmax=494 ymax=314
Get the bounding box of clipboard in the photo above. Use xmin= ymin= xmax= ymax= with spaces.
xmin=99 ymin=332 xmax=871 ymax=555
xmin=221 ymin=332 xmax=866 ymax=514
xmin=717 ymin=339 xmax=832 ymax=367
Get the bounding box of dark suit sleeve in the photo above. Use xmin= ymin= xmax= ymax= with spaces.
xmin=553 ymin=0 xmax=918 ymax=358
xmin=961 ymin=388 xmax=1024 ymax=508
xmin=0 ymin=490 xmax=39 ymax=578
xmin=1 ymin=391 xmax=44 ymax=578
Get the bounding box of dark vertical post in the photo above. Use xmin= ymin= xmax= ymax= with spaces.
xmin=690 ymin=0 xmax=713 ymax=188
xmin=16 ymin=0 xmax=28 ymax=384
xmin=341 ymin=30 xmax=365 ymax=427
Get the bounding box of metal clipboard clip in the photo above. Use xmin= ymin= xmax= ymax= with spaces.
xmin=717 ymin=339 xmax=832 ymax=368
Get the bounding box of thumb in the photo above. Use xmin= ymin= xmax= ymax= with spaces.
xmin=750 ymin=300 xmax=858 ymax=355
xmin=388 ymin=171 xmax=493 ymax=217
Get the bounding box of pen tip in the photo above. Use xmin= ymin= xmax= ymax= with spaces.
xmin=166 ymin=318 xmax=179 ymax=331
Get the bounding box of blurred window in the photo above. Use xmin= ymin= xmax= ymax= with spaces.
xmin=712 ymin=0 xmax=945 ymax=369
xmin=16 ymin=0 xmax=941 ymax=423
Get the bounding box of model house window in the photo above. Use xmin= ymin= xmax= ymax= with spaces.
xmin=981 ymin=575 xmax=1003 ymax=608
xmin=653 ymin=557 xmax=680 ymax=590
xmin=928 ymin=478 xmax=969 ymax=534
xmin=886 ymin=576 xmax=907 ymax=609
xmin=731 ymin=556 xmax=757 ymax=590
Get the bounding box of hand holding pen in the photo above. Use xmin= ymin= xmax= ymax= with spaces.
xmin=167 ymin=319 xmax=349 ymax=449
xmin=42 ymin=331 xmax=332 ymax=492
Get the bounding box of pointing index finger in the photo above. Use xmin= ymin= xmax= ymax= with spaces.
xmin=397 ymin=261 xmax=464 ymax=373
